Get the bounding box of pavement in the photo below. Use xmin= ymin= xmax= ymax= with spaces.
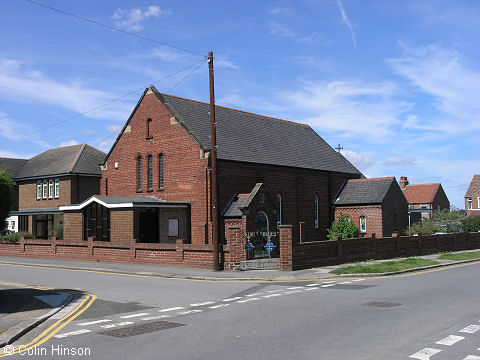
xmin=0 ymin=249 xmax=479 ymax=348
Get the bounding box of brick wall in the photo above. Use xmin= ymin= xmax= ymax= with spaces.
xmin=63 ymin=212 xmax=83 ymax=241
xmin=432 ymin=185 xmax=450 ymax=212
xmin=335 ymin=205 xmax=383 ymax=237
xmin=73 ymin=175 xmax=101 ymax=204
xmin=381 ymin=181 xmax=409 ymax=236
xmin=110 ymin=209 xmax=134 ymax=246
xmin=18 ymin=177 xmax=72 ymax=209
xmin=224 ymin=217 xmax=247 ymax=270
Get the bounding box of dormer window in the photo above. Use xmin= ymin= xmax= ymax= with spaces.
xmin=467 ymin=197 xmax=472 ymax=210
xmin=146 ymin=118 xmax=152 ymax=139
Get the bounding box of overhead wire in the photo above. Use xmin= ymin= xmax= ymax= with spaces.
xmin=0 ymin=59 xmax=207 ymax=146
xmin=23 ymin=0 xmax=206 ymax=58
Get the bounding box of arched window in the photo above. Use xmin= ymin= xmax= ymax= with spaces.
xmin=277 ymin=194 xmax=282 ymax=229
xmin=314 ymin=195 xmax=319 ymax=229
xmin=158 ymin=153 xmax=164 ymax=189
xmin=254 ymin=211 xmax=269 ymax=233
xmin=146 ymin=118 xmax=152 ymax=139
xmin=147 ymin=155 xmax=153 ymax=191
xmin=137 ymin=156 xmax=143 ymax=191
xmin=360 ymin=216 xmax=366 ymax=233
xmin=83 ymin=201 xmax=110 ymax=241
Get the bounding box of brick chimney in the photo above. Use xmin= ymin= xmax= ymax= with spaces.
xmin=399 ymin=176 xmax=409 ymax=190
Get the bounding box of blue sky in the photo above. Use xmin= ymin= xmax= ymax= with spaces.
xmin=1 ymin=1 xmax=479 ymax=208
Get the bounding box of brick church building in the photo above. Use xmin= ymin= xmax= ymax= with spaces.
xmin=61 ymin=86 xmax=362 ymax=269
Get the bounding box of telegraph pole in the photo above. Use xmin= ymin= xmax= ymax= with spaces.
xmin=208 ymin=51 xmax=219 ymax=271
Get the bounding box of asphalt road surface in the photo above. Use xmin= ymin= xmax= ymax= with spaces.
xmin=1 ymin=261 xmax=479 ymax=360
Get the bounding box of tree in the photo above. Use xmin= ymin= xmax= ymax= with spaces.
xmin=462 ymin=216 xmax=480 ymax=232
xmin=0 ymin=170 xmax=14 ymax=230
xmin=406 ymin=206 xmax=466 ymax=235
xmin=327 ymin=214 xmax=360 ymax=240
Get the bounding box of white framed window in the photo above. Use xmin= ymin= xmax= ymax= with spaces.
xmin=314 ymin=195 xmax=319 ymax=229
xmin=478 ymin=197 xmax=480 ymax=209
xmin=48 ymin=179 xmax=53 ymax=198
xmin=360 ymin=216 xmax=367 ymax=233
xmin=168 ymin=218 xmax=179 ymax=237
xmin=467 ymin=197 xmax=472 ymax=210
xmin=42 ymin=180 xmax=47 ymax=199
xmin=54 ymin=178 xmax=60 ymax=198
xmin=36 ymin=181 xmax=42 ymax=199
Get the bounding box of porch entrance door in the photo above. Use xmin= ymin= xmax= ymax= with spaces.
xmin=139 ymin=209 xmax=159 ymax=243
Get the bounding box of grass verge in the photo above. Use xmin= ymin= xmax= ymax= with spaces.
xmin=437 ymin=251 xmax=480 ymax=261
xmin=330 ymin=257 xmax=440 ymax=275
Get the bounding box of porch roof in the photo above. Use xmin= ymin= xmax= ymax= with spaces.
xmin=59 ymin=195 xmax=190 ymax=211
xmin=9 ymin=208 xmax=63 ymax=216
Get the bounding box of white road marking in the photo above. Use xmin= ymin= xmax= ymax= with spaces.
xmin=208 ymin=304 xmax=224 ymax=309
xmin=237 ymin=297 xmax=261 ymax=303
xmin=223 ymin=297 xmax=243 ymax=302
xmin=178 ymin=309 xmax=202 ymax=315
xmin=120 ymin=312 xmax=150 ymax=319
xmin=267 ymin=289 xmax=284 ymax=293
xmin=141 ymin=315 xmax=170 ymax=321
xmin=54 ymin=329 xmax=91 ymax=338
xmin=339 ymin=281 xmax=352 ymax=284
xmin=320 ymin=284 xmax=336 ymax=288
xmin=246 ymin=293 xmax=263 ymax=297
xmin=306 ymin=283 xmax=320 ymax=287
xmin=263 ymin=293 xmax=282 ymax=298
xmin=322 ymin=281 xmax=335 ymax=284
xmin=158 ymin=306 xmax=184 ymax=312
xmin=463 ymin=356 xmax=480 ymax=360
xmin=435 ymin=335 xmax=464 ymax=346
xmin=409 ymin=348 xmax=442 ymax=359
xmin=304 ymin=287 xmax=319 ymax=291
xmin=101 ymin=324 xmax=117 ymax=329
xmin=77 ymin=319 xmax=112 ymax=326
xmin=116 ymin=321 xmax=134 ymax=326
xmin=459 ymin=325 xmax=480 ymax=333
xmin=352 ymin=279 xmax=365 ymax=282
xmin=287 ymin=287 xmax=305 ymax=290
xmin=190 ymin=301 xmax=215 ymax=307
xmin=284 ymin=290 xmax=302 ymax=295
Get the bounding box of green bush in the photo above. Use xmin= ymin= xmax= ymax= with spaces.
xmin=327 ymin=214 xmax=360 ymax=240
xmin=462 ymin=216 xmax=480 ymax=232
xmin=406 ymin=219 xmax=441 ymax=236
xmin=0 ymin=170 xmax=14 ymax=228
xmin=0 ymin=231 xmax=35 ymax=244
xmin=53 ymin=224 xmax=63 ymax=240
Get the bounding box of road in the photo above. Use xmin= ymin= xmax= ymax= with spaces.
xmin=1 ymin=261 xmax=479 ymax=360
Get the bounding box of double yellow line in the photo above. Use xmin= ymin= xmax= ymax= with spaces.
xmin=0 ymin=294 xmax=97 ymax=357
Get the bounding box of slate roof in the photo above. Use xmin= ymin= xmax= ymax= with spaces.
xmin=94 ymin=195 xmax=167 ymax=205
xmin=465 ymin=175 xmax=480 ymax=197
xmin=402 ymin=183 xmax=441 ymax=204
xmin=106 ymin=86 xmax=361 ymax=175
xmin=334 ymin=177 xmax=395 ymax=205
xmin=222 ymin=194 xmax=250 ymax=217
xmin=15 ymin=144 xmax=106 ymax=179
xmin=0 ymin=158 xmax=28 ymax=178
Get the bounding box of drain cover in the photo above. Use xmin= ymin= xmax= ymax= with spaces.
xmin=362 ymin=301 xmax=401 ymax=308
xmin=99 ymin=321 xmax=185 ymax=338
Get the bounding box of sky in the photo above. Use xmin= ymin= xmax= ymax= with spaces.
xmin=1 ymin=0 xmax=479 ymax=208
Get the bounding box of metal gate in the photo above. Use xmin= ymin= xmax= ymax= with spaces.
xmin=241 ymin=231 xmax=280 ymax=270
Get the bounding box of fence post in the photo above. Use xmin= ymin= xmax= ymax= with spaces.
xmin=371 ymin=233 xmax=376 ymax=258
xmin=280 ymin=225 xmax=293 ymax=271
xmin=334 ymin=236 xmax=343 ymax=261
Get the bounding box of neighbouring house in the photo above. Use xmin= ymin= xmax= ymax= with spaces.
xmin=465 ymin=175 xmax=480 ymax=217
xmin=399 ymin=176 xmax=450 ymax=223
xmin=0 ymin=157 xmax=28 ymax=232
xmin=333 ymin=177 xmax=408 ymax=237
xmin=61 ymin=85 xmax=363 ymax=269
xmin=4 ymin=144 xmax=105 ymax=239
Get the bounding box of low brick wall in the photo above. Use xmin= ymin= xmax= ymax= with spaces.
xmin=0 ymin=237 xmax=219 ymax=269
xmin=280 ymin=228 xmax=480 ymax=271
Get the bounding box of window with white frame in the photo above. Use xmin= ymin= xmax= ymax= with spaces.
xmin=37 ymin=181 xmax=42 ymax=199
xmin=42 ymin=180 xmax=47 ymax=199
xmin=55 ymin=178 xmax=59 ymax=198
xmin=314 ymin=195 xmax=319 ymax=229
xmin=478 ymin=197 xmax=480 ymax=209
xmin=48 ymin=179 xmax=53 ymax=198
xmin=467 ymin=197 xmax=472 ymax=210
xmin=360 ymin=216 xmax=367 ymax=232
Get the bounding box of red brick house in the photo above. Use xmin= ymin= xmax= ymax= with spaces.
xmin=61 ymin=86 xmax=362 ymax=269
xmin=333 ymin=177 xmax=408 ymax=237
xmin=465 ymin=175 xmax=480 ymax=217
xmin=3 ymin=144 xmax=105 ymax=239
xmin=399 ymin=176 xmax=450 ymax=222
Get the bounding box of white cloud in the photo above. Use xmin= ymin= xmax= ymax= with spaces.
xmin=0 ymin=59 xmax=133 ymax=122
xmin=0 ymin=149 xmax=32 ymax=159
xmin=336 ymin=0 xmax=356 ymax=47
xmin=0 ymin=112 xmax=18 ymax=140
xmin=342 ymin=150 xmax=376 ymax=170
xmin=58 ymin=140 xmax=79 ymax=147
xmin=268 ymin=21 xmax=295 ymax=38
xmin=278 ymin=80 xmax=412 ymax=140
xmin=111 ymin=6 xmax=171 ymax=31
xmin=268 ymin=7 xmax=294 ymax=16
xmin=383 ymin=156 xmax=417 ymax=166
xmin=215 ymin=58 xmax=238 ymax=70
xmin=388 ymin=44 xmax=480 ymax=133
xmin=106 ymin=124 xmax=122 ymax=133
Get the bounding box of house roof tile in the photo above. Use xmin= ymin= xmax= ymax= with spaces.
xmin=0 ymin=158 xmax=28 ymax=178
xmin=465 ymin=175 xmax=480 ymax=197
xmin=334 ymin=177 xmax=395 ymax=205
xmin=402 ymin=183 xmax=441 ymax=204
